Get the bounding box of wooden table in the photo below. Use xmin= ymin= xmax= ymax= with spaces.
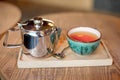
xmin=0 ymin=1 xmax=21 ymax=40
xmin=0 ymin=12 xmax=120 ymax=80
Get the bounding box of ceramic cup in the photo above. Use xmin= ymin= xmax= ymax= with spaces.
xmin=67 ymin=27 xmax=101 ymax=55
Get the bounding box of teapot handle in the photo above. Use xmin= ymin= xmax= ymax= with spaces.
xmin=3 ymin=27 xmax=22 ymax=48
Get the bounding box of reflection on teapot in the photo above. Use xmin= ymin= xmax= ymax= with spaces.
xmin=3 ymin=17 xmax=61 ymax=57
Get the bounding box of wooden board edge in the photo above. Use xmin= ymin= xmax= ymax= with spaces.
xmin=101 ymin=40 xmax=113 ymax=61
xmin=17 ymin=59 xmax=113 ymax=68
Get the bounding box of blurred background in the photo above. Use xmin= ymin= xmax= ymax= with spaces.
xmin=1 ymin=0 xmax=120 ymax=20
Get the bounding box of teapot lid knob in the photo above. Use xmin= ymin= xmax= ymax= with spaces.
xmin=33 ymin=17 xmax=43 ymax=30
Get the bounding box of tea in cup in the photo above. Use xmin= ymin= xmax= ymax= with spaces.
xmin=67 ymin=27 xmax=101 ymax=55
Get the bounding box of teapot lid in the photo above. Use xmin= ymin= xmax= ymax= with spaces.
xmin=18 ymin=17 xmax=57 ymax=36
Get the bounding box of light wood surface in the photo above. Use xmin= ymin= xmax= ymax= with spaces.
xmin=0 ymin=2 xmax=21 ymax=40
xmin=0 ymin=12 xmax=120 ymax=80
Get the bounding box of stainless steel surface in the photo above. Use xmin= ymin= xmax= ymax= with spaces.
xmin=3 ymin=17 xmax=61 ymax=57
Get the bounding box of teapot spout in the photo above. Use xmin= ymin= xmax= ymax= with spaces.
xmin=17 ymin=22 xmax=27 ymax=28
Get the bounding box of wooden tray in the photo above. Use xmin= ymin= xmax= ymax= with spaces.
xmin=17 ymin=40 xmax=113 ymax=68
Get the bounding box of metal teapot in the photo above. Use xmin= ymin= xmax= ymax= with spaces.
xmin=3 ymin=17 xmax=61 ymax=58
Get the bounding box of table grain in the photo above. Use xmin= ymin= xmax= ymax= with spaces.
xmin=0 ymin=12 xmax=120 ymax=80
